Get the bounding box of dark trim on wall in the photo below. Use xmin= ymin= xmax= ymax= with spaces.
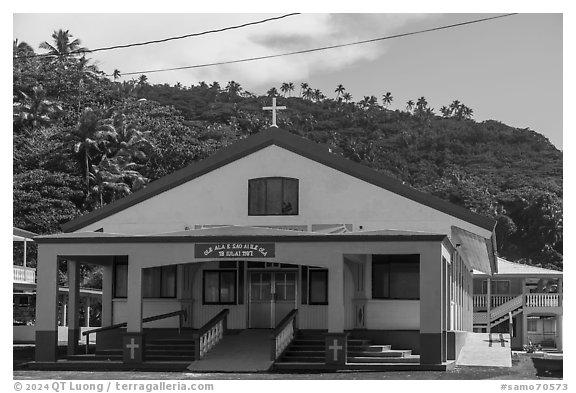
xmin=35 ymin=330 xmax=58 ymax=362
xmin=36 ymin=234 xmax=447 ymax=244
xmin=61 ymin=128 xmax=496 ymax=233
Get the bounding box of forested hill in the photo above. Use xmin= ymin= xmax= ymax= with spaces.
xmin=13 ymin=35 xmax=563 ymax=271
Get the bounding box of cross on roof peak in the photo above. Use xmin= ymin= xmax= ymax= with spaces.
xmin=262 ymin=97 xmax=286 ymax=128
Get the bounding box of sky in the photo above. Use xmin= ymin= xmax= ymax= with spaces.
xmin=12 ymin=12 xmax=564 ymax=149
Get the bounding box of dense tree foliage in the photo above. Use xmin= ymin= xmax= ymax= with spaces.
xmin=13 ymin=33 xmax=563 ymax=272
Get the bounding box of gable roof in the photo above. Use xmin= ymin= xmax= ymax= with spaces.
xmin=62 ymin=128 xmax=497 ymax=233
xmin=13 ymin=227 xmax=37 ymax=242
xmin=489 ymin=258 xmax=562 ymax=276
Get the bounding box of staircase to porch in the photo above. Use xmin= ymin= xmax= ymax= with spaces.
xmin=66 ymin=331 xmax=197 ymax=362
xmin=473 ymin=295 xmax=523 ymax=330
xmin=273 ymin=331 xmax=420 ymax=370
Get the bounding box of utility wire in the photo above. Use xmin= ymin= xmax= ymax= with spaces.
xmin=116 ymin=13 xmax=518 ymax=77
xmin=15 ymin=13 xmax=300 ymax=60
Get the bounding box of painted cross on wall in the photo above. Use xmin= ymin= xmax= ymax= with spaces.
xmin=325 ymin=333 xmax=348 ymax=365
xmin=123 ymin=334 xmax=143 ymax=363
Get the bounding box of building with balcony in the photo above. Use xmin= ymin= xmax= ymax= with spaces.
xmin=472 ymin=258 xmax=562 ymax=350
xmin=13 ymin=227 xmax=102 ymax=343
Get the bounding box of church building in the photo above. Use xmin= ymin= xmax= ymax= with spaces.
xmin=34 ymin=124 xmax=498 ymax=370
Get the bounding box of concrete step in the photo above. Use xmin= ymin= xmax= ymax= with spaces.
xmin=348 ymin=349 xmax=412 ymax=357
xmin=348 ymin=355 xmax=420 ymax=363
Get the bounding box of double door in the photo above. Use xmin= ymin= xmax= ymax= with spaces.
xmin=249 ymin=271 xmax=297 ymax=328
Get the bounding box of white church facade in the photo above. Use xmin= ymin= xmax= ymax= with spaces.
xmin=34 ymin=127 xmax=498 ymax=369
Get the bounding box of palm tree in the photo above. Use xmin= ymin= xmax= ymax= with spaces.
xmin=368 ymin=95 xmax=378 ymax=107
xmin=67 ymin=108 xmax=117 ymax=194
xmin=138 ymin=74 xmax=148 ymax=86
xmin=287 ymin=82 xmax=295 ymax=97
xmin=209 ymin=81 xmax=221 ymax=91
xmin=335 ymin=84 xmax=346 ymax=100
xmin=440 ymin=106 xmax=451 ymax=118
xmin=112 ymin=69 xmax=121 ymax=81
xmin=312 ymin=89 xmax=323 ymax=102
xmin=39 ymin=29 xmax=88 ymax=60
xmin=108 ymin=112 xmax=153 ymax=161
xmin=382 ymin=92 xmax=393 ymax=108
xmin=302 ymin=87 xmax=313 ymax=101
xmin=13 ymin=39 xmax=34 ymax=58
xmin=406 ymin=100 xmax=415 ymax=112
xmin=280 ymin=83 xmax=290 ymax=97
xmin=267 ymin=87 xmax=279 ymax=97
xmin=300 ymin=82 xmax=309 ymax=97
xmin=225 ymin=81 xmax=242 ymax=97
xmin=342 ymin=92 xmax=352 ymax=103
xmin=13 ymin=85 xmax=62 ymax=131
xmin=416 ymin=96 xmax=428 ymax=110
xmin=462 ymin=105 xmax=474 ymax=120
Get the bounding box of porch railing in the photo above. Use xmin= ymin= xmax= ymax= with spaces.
xmin=194 ymin=309 xmax=229 ymax=359
xmin=13 ymin=266 xmax=36 ymax=284
xmin=81 ymin=309 xmax=187 ymax=354
xmin=526 ymin=294 xmax=561 ymax=308
xmin=473 ymin=295 xmax=515 ymax=308
xmin=270 ymin=309 xmax=298 ymax=361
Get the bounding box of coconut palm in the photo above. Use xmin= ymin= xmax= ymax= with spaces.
xmin=225 ymin=81 xmax=242 ymax=97
xmin=416 ymin=97 xmax=428 ymax=110
xmin=39 ymin=29 xmax=89 ymax=60
xmin=280 ymin=83 xmax=290 ymax=97
xmin=138 ymin=74 xmax=148 ymax=86
xmin=342 ymin=92 xmax=352 ymax=103
xmin=13 ymin=85 xmax=62 ymax=131
xmin=335 ymin=84 xmax=346 ymax=99
xmin=440 ymin=106 xmax=451 ymax=118
xmin=286 ymin=82 xmax=295 ymax=97
xmin=108 ymin=112 xmax=153 ymax=161
xmin=267 ymin=87 xmax=279 ymax=97
xmin=406 ymin=100 xmax=415 ymax=112
xmin=67 ymin=108 xmax=117 ymax=194
xmin=112 ymin=69 xmax=121 ymax=81
xmin=300 ymin=83 xmax=309 ymax=97
xmin=382 ymin=92 xmax=393 ymax=108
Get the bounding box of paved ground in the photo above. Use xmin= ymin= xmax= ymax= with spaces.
xmin=13 ymin=353 xmax=561 ymax=380
xmin=187 ymin=329 xmax=273 ymax=372
xmin=457 ymin=332 xmax=512 ymax=367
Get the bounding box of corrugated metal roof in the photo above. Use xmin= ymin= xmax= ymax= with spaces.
xmin=452 ymin=226 xmax=492 ymax=274
xmin=494 ymin=258 xmax=562 ymax=276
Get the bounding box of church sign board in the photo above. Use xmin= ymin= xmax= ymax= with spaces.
xmin=195 ymin=243 xmax=275 ymax=258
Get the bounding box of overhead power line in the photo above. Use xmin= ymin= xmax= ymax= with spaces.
xmin=117 ymin=13 xmax=518 ymax=77
xmin=15 ymin=13 xmax=300 ymax=60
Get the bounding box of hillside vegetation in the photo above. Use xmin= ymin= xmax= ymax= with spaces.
xmin=13 ymin=32 xmax=563 ymax=270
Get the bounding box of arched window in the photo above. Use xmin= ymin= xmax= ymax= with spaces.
xmin=248 ymin=177 xmax=299 ymax=216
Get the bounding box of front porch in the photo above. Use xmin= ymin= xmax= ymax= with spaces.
xmin=32 ymin=226 xmax=477 ymax=370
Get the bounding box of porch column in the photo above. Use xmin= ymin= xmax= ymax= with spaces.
xmin=67 ymin=260 xmax=81 ymax=355
xmin=101 ymin=263 xmax=114 ymax=326
xmin=124 ymin=261 xmax=143 ymax=363
xmin=521 ymin=279 xmax=528 ymax=346
xmin=486 ymin=277 xmax=491 ymax=333
xmin=85 ymin=297 xmax=91 ymax=327
xmin=556 ymin=315 xmax=562 ymax=350
xmin=325 ymin=261 xmax=347 ymax=366
xmin=420 ymin=246 xmax=444 ymax=365
xmin=35 ymin=245 xmax=59 ymax=362
xmin=327 ymin=263 xmax=345 ymax=332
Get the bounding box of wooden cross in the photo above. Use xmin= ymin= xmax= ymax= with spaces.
xmin=263 ymin=97 xmax=286 ymax=128
xmin=328 ymin=339 xmax=342 ymax=361
xmin=126 ymin=338 xmax=139 ymax=360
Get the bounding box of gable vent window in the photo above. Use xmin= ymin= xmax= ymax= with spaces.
xmin=248 ymin=177 xmax=299 ymax=216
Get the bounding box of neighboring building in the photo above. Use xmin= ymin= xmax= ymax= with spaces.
xmin=33 ymin=128 xmax=499 ymax=369
xmin=13 ymin=227 xmax=101 ymax=344
xmin=473 ymin=258 xmax=563 ymax=350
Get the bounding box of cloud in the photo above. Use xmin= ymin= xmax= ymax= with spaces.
xmin=15 ymin=13 xmax=436 ymax=92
